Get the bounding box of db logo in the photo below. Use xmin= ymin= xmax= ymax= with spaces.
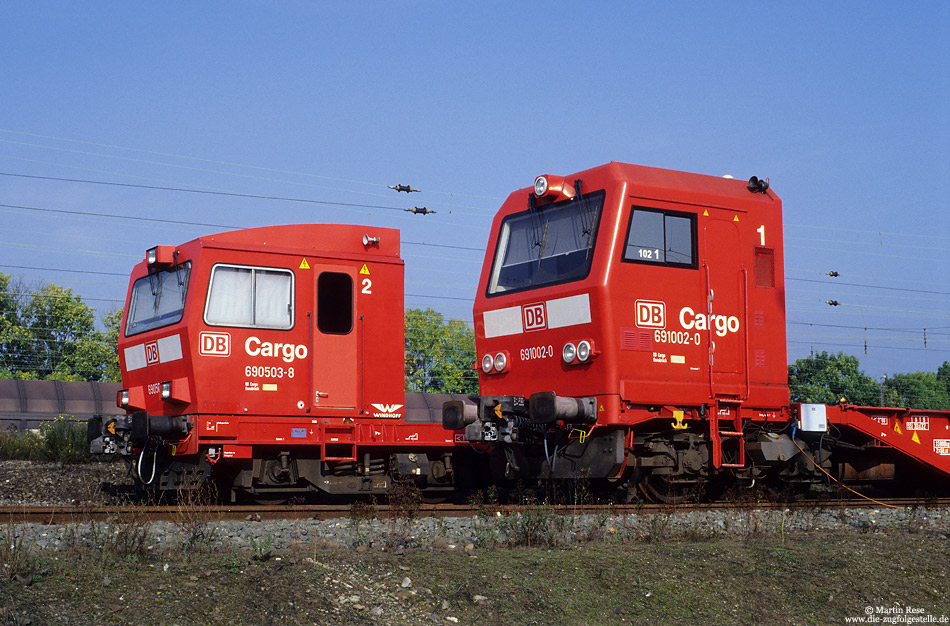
xmin=199 ymin=332 xmax=231 ymax=357
xmin=635 ymin=300 xmax=666 ymax=329
xmin=144 ymin=342 xmax=160 ymax=365
xmin=522 ymin=303 xmax=547 ymax=332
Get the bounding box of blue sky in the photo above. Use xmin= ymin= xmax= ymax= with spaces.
xmin=0 ymin=1 xmax=947 ymax=377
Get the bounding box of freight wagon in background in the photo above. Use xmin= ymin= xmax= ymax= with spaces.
xmin=0 ymin=379 xmax=120 ymax=433
xmin=87 ymin=162 xmax=950 ymax=502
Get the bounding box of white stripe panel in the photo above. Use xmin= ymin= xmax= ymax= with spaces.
xmin=124 ymin=344 xmax=146 ymax=371
xmin=546 ymin=293 xmax=591 ymax=329
xmin=157 ymin=334 xmax=183 ymax=363
xmin=483 ymin=306 xmax=523 ymax=339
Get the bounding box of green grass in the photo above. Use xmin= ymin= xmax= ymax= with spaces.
xmin=2 ymin=531 xmax=948 ymax=625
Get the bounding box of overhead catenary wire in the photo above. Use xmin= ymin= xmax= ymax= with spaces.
xmin=0 ymin=141 xmax=490 ymax=209
xmin=0 ymin=129 xmax=506 ymax=204
xmin=787 ymin=277 xmax=950 ymax=297
xmin=0 ymin=201 xmax=486 ymax=253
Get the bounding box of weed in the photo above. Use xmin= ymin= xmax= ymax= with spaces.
xmin=0 ymin=523 xmax=35 ymax=581
xmin=224 ymin=551 xmax=247 ymax=573
xmin=471 ymin=519 xmax=500 ymax=549
xmin=249 ymin=535 xmax=273 ymax=562
xmin=173 ymin=484 xmax=220 ymax=552
xmin=497 ymin=506 xmax=567 ymax=548
xmin=578 ymin=510 xmax=612 ymax=543
xmin=680 ymin=518 xmax=715 ymax=542
xmin=59 ymin=505 xmax=151 ymax=569
xmin=742 ymin=509 xmax=766 ymax=542
xmin=385 ymin=479 xmax=422 ymax=549
xmin=640 ymin=514 xmax=671 ymax=543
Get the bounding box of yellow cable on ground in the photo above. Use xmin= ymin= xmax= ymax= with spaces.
xmin=790 ymin=437 xmax=900 ymax=509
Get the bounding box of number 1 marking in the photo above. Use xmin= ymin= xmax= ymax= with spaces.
xmin=756 ymin=225 xmax=765 ymax=246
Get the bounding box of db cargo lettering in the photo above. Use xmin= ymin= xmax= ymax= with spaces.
xmin=678 ymin=307 xmax=740 ymax=337
xmin=244 ymin=337 xmax=308 ymax=363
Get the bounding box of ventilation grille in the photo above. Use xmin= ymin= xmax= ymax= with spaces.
xmin=754 ymin=247 xmax=775 ymax=287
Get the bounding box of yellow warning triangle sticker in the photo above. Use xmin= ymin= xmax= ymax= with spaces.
xmin=703 ymin=209 xmax=709 ymax=216
xmin=359 ymin=264 xmax=370 ymax=275
xmin=299 ymin=258 xmax=310 ymax=270
xmin=911 ymin=431 xmax=921 ymax=444
xmin=894 ymin=421 xmax=903 ymax=435
xmin=733 ymin=215 xmax=740 ymax=222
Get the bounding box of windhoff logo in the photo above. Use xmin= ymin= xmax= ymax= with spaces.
xmin=370 ymin=403 xmax=404 ymax=418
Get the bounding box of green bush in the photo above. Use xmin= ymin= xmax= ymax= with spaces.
xmin=0 ymin=428 xmax=43 ymax=461
xmin=40 ymin=415 xmax=94 ymax=464
xmin=0 ymin=415 xmax=94 ymax=464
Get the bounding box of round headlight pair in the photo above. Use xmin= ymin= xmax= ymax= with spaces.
xmin=481 ymin=352 xmax=508 ymax=374
xmin=562 ymin=340 xmax=593 ymax=364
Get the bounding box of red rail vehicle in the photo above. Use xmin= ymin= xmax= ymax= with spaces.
xmin=90 ymin=162 xmax=950 ymax=502
xmin=89 ymin=224 xmax=478 ymax=500
xmin=443 ymin=162 xmax=950 ymax=501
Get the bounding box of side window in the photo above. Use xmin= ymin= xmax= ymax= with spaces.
xmin=622 ymin=207 xmax=696 ymax=269
xmin=317 ymin=272 xmax=353 ymax=334
xmin=205 ymin=264 xmax=293 ymax=329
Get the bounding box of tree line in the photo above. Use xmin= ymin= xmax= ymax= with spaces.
xmin=788 ymin=351 xmax=950 ymax=410
xmin=1 ymin=276 xmax=947 ymax=408
xmin=0 ymin=274 xmax=120 ymax=381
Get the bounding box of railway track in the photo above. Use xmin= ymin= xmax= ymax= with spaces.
xmin=2 ymin=497 xmax=948 ymax=524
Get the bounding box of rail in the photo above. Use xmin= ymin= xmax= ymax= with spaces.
xmin=2 ymin=498 xmax=948 ymax=524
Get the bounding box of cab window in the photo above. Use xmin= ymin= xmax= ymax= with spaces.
xmin=204 ymin=264 xmax=294 ymax=329
xmin=622 ymin=207 xmax=696 ymax=269
xmin=125 ymin=262 xmax=191 ymax=336
xmin=487 ymin=190 xmax=605 ymax=295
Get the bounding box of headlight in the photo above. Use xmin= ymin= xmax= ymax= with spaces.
xmin=493 ymin=352 xmax=507 ymax=372
xmin=534 ymin=176 xmax=548 ymax=197
xmin=146 ymin=247 xmax=158 ymax=265
xmin=562 ymin=342 xmax=576 ymax=364
xmin=160 ymin=381 xmax=172 ymax=400
xmin=119 ymin=389 xmax=130 ymax=407
xmin=481 ymin=354 xmax=494 ymax=373
xmin=577 ymin=340 xmax=591 ymax=362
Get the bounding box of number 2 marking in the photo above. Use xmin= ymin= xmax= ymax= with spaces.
xmin=756 ymin=225 xmax=766 ymax=246
xmin=361 ymin=278 xmax=372 ymax=294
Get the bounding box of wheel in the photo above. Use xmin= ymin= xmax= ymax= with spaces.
xmin=639 ymin=475 xmax=690 ymax=505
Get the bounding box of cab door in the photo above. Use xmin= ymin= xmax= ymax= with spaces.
xmin=703 ymin=219 xmax=746 ymax=397
xmin=312 ymin=267 xmax=359 ymax=410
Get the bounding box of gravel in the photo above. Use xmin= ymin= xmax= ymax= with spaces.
xmin=0 ymin=460 xmax=133 ymax=507
xmin=2 ymin=460 xmax=948 ymax=552
xmin=2 ymin=461 xmax=949 ymax=626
